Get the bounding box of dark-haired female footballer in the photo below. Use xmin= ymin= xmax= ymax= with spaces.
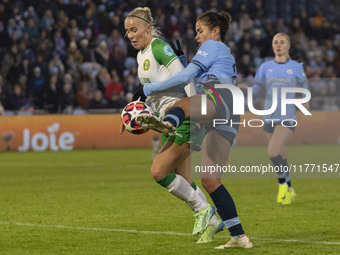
xmin=134 ymin=10 xmax=252 ymax=249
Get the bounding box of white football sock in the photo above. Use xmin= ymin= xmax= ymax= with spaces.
xmin=196 ymin=186 xmax=217 ymax=225
xmin=166 ymin=174 xmax=208 ymax=211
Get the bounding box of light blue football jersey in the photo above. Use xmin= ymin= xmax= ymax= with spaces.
xmin=191 ymin=39 xmax=236 ymax=82
xmin=253 ymin=59 xmax=309 ymax=121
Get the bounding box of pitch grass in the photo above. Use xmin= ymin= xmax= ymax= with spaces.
xmin=0 ymin=145 xmax=339 ymax=255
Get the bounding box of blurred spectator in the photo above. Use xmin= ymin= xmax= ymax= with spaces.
xmin=81 ymin=8 xmax=99 ymax=40
xmin=44 ymin=74 xmax=60 ymax=113
xmin=68 ymin=0 xmax=83 ymax=21
xmin=239 ymin=13 xmax=254 ymax=35
xmin=15 ymin=57 xmax=30 ymax=88
xmin=24 ymin=6 xmax=40 ymax=26
xmin=79 ymin=38 xmax=94 ymax=62
xmin=58 ymin=82 xmax=74 ymax=114
xmin=96 ymin=67 xmax=111 ymax=94
xmin=307 ymin=40 xmax=322 ymax=60
xmin=49 ymin=52 xmax=65 ymax=76
xmin=0 ymin=4 xmax=8 ymax=26
xmin=27 ymin=66 xmax=46 ymax=109
xmin=0 ymin=74 xmax=9 ymax=110
xmin=37 ymin=0 xmax=58 ymax=19
xmin=0 ymin=101 xmax=4 ymax=115
xmin=67 ymin=18 xmax=81 ymax=42
xmin=275 ymin=18 xmax=288 ymax=34
xmin=154 ymin=8 xmax=165 ymax=28
xmin=107 ymin=29 xmax=126 ymax=56
xmin=108 ymin=39 xmax=126 ymax=77
xmin=67 ymin=40 xmax=83 ymax=68
xmin=106 ymin=91 xmax=125 ymax=109
xmin=110 ymin=14 xmax=124 ymax=37
xmin=179 ymin=4 xmax=192 ymax=26
xmin=18 ymin=41 xmax=34 ymax=64
xmin=89 ymin=89 xmax=107 ymax=109
xmin=7 ymin=18 xmax=23 ymax=40
xmin=0 ymin=20 xmax=9 ymax=49
xmin=105 ymin=70 xmax=123 ymax=100
xmin=123 ymin=74 xmax=139 ymax=94
xmin=8 ymin=84 xmax=27 ymax=111
xmin=31 ymin=53 xmax=49 ymax=79
xmin=182 ymin=29 xmax=197 ymax=61
xmin=250 ymin=0 xmax=265 ymax=21
xmin=53 ymin=30 xmax=66 ymax=54
xmin=94 ymin=40 xmax=110 ymax=68
xmin=166 ymin=15 xmax=183 ymax=39
xmin=40 ymin=9 xmax=55 ymax=33
xmin=76 ymin=82 xmax=92 ymax=110
xmin=55 ymin=10 xmax=69 ymax=31
xmin=96 ymin=4 xmax=112 ymax=36
xmin=1 ymin=44 xmax=22 ymax=81
xmin=238 ymin=54 xmax=255 ymax=78
xmin=24 ymin=18 xmax=40 ymax=45
xmin=310 ymin=54 xmax=325 ymax=70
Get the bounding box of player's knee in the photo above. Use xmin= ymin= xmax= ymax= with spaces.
xmin=267 ymin=147 xmax=281 ymax=158
xmin=201 ymin=178 xmax=221 ymax=194
xmin=150 ymin=165 xmax=167 ymax=181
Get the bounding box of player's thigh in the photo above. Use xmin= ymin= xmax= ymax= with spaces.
xmin=201 ymin=130 xmax=231 ymax=193
xmin=267 ymin=125 xmax=293 ymax=157
xmin=266 ymin=132 xmax=273 ymax=143
xmin=202 ymin=129 xmax=232 ymax=166
xmin=166 ymin=95 xmax=218 ymax=125
xmin=151 ymin=141 xmax=191 ymax=179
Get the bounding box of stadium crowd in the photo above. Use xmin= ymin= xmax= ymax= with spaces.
xmin=0 ymin=0 xmax=339 ymax=115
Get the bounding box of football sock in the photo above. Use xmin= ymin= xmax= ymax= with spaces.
xmin=192 ymin=182 xmax=218 ymax=226
xmin=270 ymin=155 xmax=288 ymax=184
xmin=196 ymin=184 xmax=218 ymax=225
xmin=283 ymin=158 xmax=292 ymax=188
xmin=157 ymin=173 xmax=208 ymax=211
xmin=190 ymin=181 xmax=197 ymax=191
xmin=210 ymin=185 xmax=244 ymax=236
xmin=163 ymin=107 xmax=185 ymax=128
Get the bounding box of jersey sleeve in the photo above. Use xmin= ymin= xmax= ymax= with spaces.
xmin=252 ymin=63 xmax=266 ymax=95
xmin=151 ymin=39 xmax=178 ymax=68
xmin=191 ymin=40 xmax=219 ymax=71
xmin=296 ymin=64 xmax=308 ymax=90
xmin=167 ymin=56 xmax=184 ymax=76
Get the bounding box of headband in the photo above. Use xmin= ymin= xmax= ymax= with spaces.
xmin=127 ymin=15 xmax=150 ymax=24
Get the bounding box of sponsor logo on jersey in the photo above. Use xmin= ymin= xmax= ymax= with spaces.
xmin=197 ymin=50 xmax=208 ymax=57
xmin=139 ymin=77 xmax=151 ymax=84
xmin=143 ymin=59 xmax=150 ymax=70
xmin=287 ymin=69 xmax=293 ymax=74
xmin=163 ymin=45 xmax=175 ymax=56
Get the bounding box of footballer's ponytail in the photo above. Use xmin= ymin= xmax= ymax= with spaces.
xmin=197 ymin=11 xmax=232 ymax=41
xmin=127 ymin=7 xmax=163 ymax=38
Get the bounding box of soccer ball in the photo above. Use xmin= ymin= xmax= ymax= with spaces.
xmin=121 ymin=101 xmax=153 ymax=134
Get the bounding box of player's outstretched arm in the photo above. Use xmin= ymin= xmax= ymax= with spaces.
xmin=143 ymin=63 xmax=201 ymax=96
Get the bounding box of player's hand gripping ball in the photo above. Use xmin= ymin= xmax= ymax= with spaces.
xmin=121 ymin=101 xmax=154 ymax=134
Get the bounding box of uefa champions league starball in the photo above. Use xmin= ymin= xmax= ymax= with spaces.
xmin=121 ymin=101 xmax=153 ymax=134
